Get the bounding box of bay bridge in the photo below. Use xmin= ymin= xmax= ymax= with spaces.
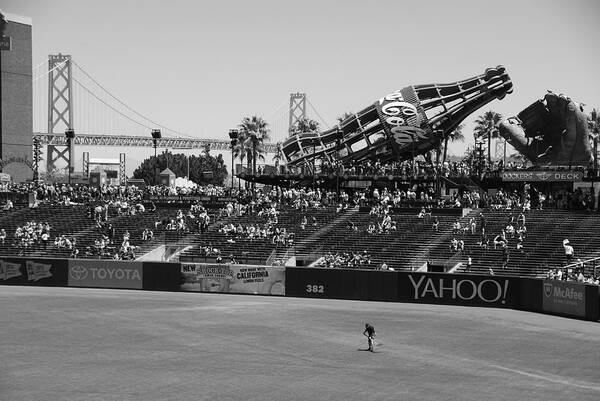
xmin=31 ymin=53 xmax=330 ymax=177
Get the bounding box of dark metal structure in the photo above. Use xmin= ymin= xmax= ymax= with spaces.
xmin=282 ymin=66 xmax=513 ymax=167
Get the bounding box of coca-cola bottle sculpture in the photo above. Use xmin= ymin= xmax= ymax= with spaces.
xmin=283 ymin=66 xmax=513 ymax=166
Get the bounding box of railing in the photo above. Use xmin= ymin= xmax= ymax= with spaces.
xmin=237 ymin=163 xmax=470 ymax=179
xmin=561 ymin=256 xmax=600 ymax=276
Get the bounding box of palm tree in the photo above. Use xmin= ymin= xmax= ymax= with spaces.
xmin=336 ymin=112 xmax=354 ymax=125
xmin=239 ymin=115 xmax=270 ymax=180
xmin=589 ymin=108 xmax=600 ymax=170
xmin=442 ymin=124 xmax=464 ymax=164
xmin=232 ymin=130 xmax=250 ymax=174
xmin=291 ymin=117 xmax=320 ymax=135
xmin=473 ymin=111 xmax=503 ymax=164
xmin=272 ymin=142 xmax=283 ymax=168
xmin=589 ymin=108 xmax=600 ymax=137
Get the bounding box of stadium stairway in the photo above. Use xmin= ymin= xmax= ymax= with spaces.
xmin=293 ymin=209 xmax=460 ymax=271
xmin=449 ymin=209 xmax=600 ymax=277
xmin=279 ymin=207 xmax=358 ymax=265
xmin=178 ymin=206 xmax=341 ymax=265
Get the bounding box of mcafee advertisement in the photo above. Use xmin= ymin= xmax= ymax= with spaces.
xmin=542 ymin=280 xmax=586 ymax=318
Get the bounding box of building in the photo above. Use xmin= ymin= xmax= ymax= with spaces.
xmin=0 ymin=11 xmax=33 ymax=182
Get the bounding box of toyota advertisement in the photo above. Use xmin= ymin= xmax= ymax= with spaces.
xmin=68 ymin=260 xmax=143 ymax=289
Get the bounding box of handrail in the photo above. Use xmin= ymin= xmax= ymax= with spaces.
xmin=562 ymin=256 xmax=600 ymax=271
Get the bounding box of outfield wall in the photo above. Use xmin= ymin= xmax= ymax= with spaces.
xmin=0 ymin=257 xmax=597 ymax=321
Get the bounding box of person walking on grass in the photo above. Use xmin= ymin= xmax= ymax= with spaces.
xmin=363 ymin=323 xmax=376 ymax=352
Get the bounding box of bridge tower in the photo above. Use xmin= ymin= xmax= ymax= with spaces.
xmin=494 ymin=138 xmax=506 ymax=165
xmin=288 ymin=92 xmax=306 ymax=137
xmin=46 ymin=53 xmax=75 ymax=175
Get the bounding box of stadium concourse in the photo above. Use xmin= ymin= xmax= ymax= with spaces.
xmin=0 ymin=176 xmax=599 ymax=281
xmin=1 ymin=286 xmax=599 ymax=401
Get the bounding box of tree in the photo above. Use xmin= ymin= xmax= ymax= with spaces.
xmin=290 ymin=117 xmax=320 ymax=135
xmin=272 ymin=142 xmax=284 ymax=168
xmin=589 ymin=108 xmax=600 ymax=138
xmin=473 ymin=111 xmax=503 ymax=164
xmin=239 ymin=115 xmax=270 ymax=181
xmin=336 ymin=112 xmax=354 ymax=125
xmin=132 ymin=150 xmax=227 ymax=185
xmin=442 ymin=124 xmax=464 ymax=164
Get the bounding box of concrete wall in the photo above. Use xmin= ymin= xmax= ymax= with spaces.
xmin=1 ymin=13 xmax=33 ymax=182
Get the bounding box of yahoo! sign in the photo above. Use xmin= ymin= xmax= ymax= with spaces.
xmin=401 ymin=273 xmax=514 ymax=307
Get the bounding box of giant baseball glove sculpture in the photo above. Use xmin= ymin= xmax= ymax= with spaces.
xmin=499 ymin=92 xmax=592 ymax=166
xmin=283 ymin=66 xmax=513 ymax=166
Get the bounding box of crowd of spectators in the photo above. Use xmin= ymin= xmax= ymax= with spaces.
xmin=12 ymin=221 xmax=51 ymax=255
xmin=288 ymin=158 xmax=477 ymax=179
xmin=545 ymin=264 xmax=599 ymax=285
xmin=314 ymin=250 xmax=372 ymax=269
xmin=0 ymin=168 xmax=597 ymax=270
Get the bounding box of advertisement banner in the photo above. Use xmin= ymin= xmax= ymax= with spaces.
xmin=180 ymin=263 xmax=285 ymax=295
xmin=374 ymin=86 xmax=433 ymax=156
xmin=68 ymin=260 xmax=143 ymax=289
xmin=501 ymin=170 xmax=584 ymax=182
xmin=0 ymin=258 xmax=68 ymax=286
xmin=541 ymin=280 xmax=586 ymax=318
xmin=399 ymin=272 xmax=515 ymax=308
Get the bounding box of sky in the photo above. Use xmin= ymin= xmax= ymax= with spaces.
xmin=4 ymin=0 xmax=600 ymax=175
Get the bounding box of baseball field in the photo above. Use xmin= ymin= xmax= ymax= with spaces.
xmin=1 ymin=286 xmax=599 ymax=400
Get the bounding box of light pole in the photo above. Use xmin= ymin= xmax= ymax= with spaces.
xmin=65 ymin=128 xmax=75 ymax=185
xmin=229 ymin=129 xmax=238 ymax=190
xmin=151 ymin=129 xmax=161 ymax=185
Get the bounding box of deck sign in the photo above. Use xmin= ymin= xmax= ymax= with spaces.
xmin=501 ymin=170 xmax=584 ymax=182
xmin=542 ymin=281 xmax=585 ymax=317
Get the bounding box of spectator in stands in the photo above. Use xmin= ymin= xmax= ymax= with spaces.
xmin=142 ymin=228 xmax=153 ymax=241
xmin=432 ymin=217 xmax=439 ymax=232
xmin=417 ymin=207 xmax=431 ymax=220
xmin=563 ymin=239 xmax=574 ymax=264
xmin=300 ymin=216 xmax=307 ymax=230
xmin=478 ymin=233 xmax=489 ymax=250
xmin=0 ymin=228 xmax=5 ymax=244
xmin=466 ymin=255 xmax=472 ymax=272
xmin=516 ymin=238 xmax=524 ymax=252
xmin=516 ymin=224 xmax=527 ymax=239
xmin=501 ymin=244 xmax=510 ymax=269
xmin=70 ymin=248 xmax=79 ymax=258
xmin=469 ymin=217 xmax=476 ymax=234
xmin=479 ymin=212 xmax=486 ymax=234
xmin=452 ymin=221 xmax=461 ymax=234
xmin=556 ymin=268 xmax=563 ymax=280
xmin=517 ymin=212 xmax=526 ymax=227
xmin=3 ymin=199 xmax=13 ymax=211
xmin=493 ymin=234 xmax=507 ymax=250
xmin=505 ymin=223 xmax=515 ymax=238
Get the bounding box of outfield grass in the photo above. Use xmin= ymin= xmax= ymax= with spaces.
xmin=1 ymin=286 xmax=599 ymax=401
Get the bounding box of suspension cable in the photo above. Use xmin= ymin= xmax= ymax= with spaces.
xmin=72 ymin=61 xmax=194 ymax=138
